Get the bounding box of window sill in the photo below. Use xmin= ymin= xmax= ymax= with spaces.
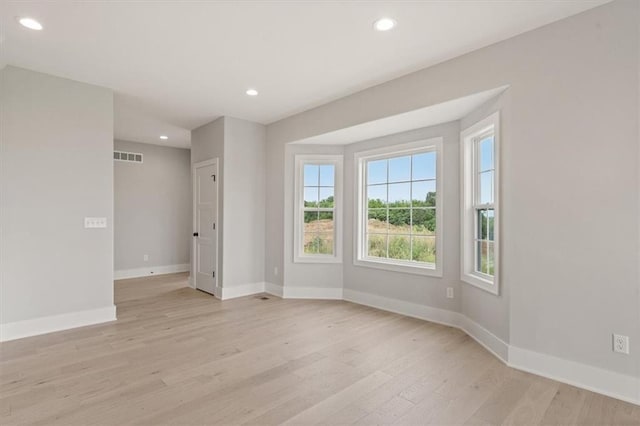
xmin=354 ymin=257 xmax=442 ymax=277
xmin=461 ymin=273 xmax=498 ymax=295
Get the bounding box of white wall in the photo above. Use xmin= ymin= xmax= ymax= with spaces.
xmin=114 ymin=140 xmax=191 ymax=276
xmin=0 ymin=66 xmax=115 ymax=340
xmin=266 ymin=0 xmax=639 ymax=382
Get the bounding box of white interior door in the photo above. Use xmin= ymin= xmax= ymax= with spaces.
xmin=194 ymin=160 xmax=217 ymax=295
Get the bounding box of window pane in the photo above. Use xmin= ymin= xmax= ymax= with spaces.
xmin=412 ymin=236 xmax=436 ymax=263
xmin=367 ymin=184 xmax=387 ymax=207
xmin=477 ymin=209 xmax=488 ymax=240
xmin=388 ymin=208 xmax=410 ymax=232
xmin=388 ymin=156 xmax=411 ymax=183
xmin=487 ymin=242 xmax=495 ymax=276
xmin=412 ymin=152 xmax=436 ymax=180
xmin=476 ymin=240 xmax=489 ymax=274
xmin=479 ymin=170 xmax=494 ymax=204
xmin=388 ymin=235 xmax=411 ymax=260
xmin=411 ymin=180 xmax=436 ymax=207
xmin=304 ymin=187 xmax=319 ymax=207
xmin=304 ymin=234 xmax=318 ymax=254
xmin=388 ymin=182 xmax=410 ymax=205
xmin=487 ymin=209 xmax=495 ymax=241
xmin=319 ymin=187 xmax=334 ymax=207
xmin=412 ymin=208 xmax=436 ymax=235
xmin=316 ymin=233 xmax=334 ymax=255
xmin=479 ymin=136 xmax=494 ymax=172
xmin=367 ymin=234 xmax=387 ymax=258
xmin=318 ymin=212 xmax=334 ymax=234
xmin=114 ymin=152 xmax=120 ymax=160
xmin=367 ymin=159 xmax=387 ymax=185
xmin=304 ymin=210 xmax=319 ymax=225
xmin=304 ymin=165 xmax=319 ymax=186
xmin=368 ymin=209 xmax=387 ymax=233
xmin=319 ymin=165 xmax=334 ymax=186
xmin=304 ymin=212 xmax=322 ymax=232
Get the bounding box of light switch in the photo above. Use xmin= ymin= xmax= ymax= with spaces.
xmin=84 ymin=217 xmax=107 ymax=228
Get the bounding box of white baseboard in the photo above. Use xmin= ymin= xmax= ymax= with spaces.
xmin=264 ymin=283 xmax=343 ymax=300
xmin=509 ymin=346 xmax=639 ymax=405
xmin=114 ymin=263 xmax=190 ymax=280
xmin=0 ymin=305 xmax=117 ymax=342
xmin=220 ymin=282 xmax=266 ymax=300
xmin=343 ymin=288 xmax=459 ymax=327
xmin=458 ymin=314 xmax=509 ymax=362
xmin=265 ymin=282 xmax=284 ymax=297
xmin=341 ymin=288 xmax=638 ymax=405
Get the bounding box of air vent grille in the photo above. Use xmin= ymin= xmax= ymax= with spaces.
xmin=114 ymin=151 xmax=143 ymax=163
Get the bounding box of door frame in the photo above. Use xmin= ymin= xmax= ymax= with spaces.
xmin=191 ymin=158 xmax=219 ymax=297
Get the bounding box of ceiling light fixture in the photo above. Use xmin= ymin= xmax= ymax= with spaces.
xmin=373 ymin=18 xmax=396 ymax=32
xmin=246 ymin=88 xmax=258 ymax=96
xmin=18 ymin=17 xmax=43 ymax=31
xmin=159 ymin=135 xmax=168 ymax=140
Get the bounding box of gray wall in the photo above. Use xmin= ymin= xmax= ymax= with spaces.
xmin=342 ymin=122 xmax=463 ymax=314
xmin=190 ymin=116 xmax=266 ymax=289
xmin=284 ymin=144 xmax=344 ymax=290
xmin=191 ymin=117 xmax=225 ymax=286
xmin=266 ymin=0 xmax=639 ymax=378
xmin=114 ymin=140 xmax=191 ymax=271
xmin=223 ymin=117 xmax=266 ymax=288
xmin=0 ymin=66 xmax=114 ymax=324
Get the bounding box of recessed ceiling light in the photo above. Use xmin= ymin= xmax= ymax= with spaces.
xmin=246 ymin=88 xmax=258 ymax=96
xmin=17 ymin=17 xmax=43 ymax=31
xmin=374 ymin=18 xmax=396 ymax=32
xmin=159 ymin=135 xmax=168 ymax=140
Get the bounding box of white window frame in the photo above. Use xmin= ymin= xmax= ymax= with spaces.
xmin=354 ymin=138 xmax=443 ymax=277
xmin=294 ymin=155 xmax=343 ymax=263
xmin=460 ymin=111 xmax=500 ymax=294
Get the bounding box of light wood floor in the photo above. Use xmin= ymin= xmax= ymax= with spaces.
xmin=1 ymin=273 xmax=638 ymax=425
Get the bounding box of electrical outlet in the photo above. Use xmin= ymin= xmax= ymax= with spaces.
xmin=446 ymin=287 xmax=454 ymax=299
xmin=143 ymin=254 xmax=149 ymax=262
xmin=613 ymin=334 xmax=629 ymax=354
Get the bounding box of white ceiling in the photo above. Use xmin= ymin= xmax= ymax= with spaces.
xmin=0 ymin=1 xmax=609 ymax=148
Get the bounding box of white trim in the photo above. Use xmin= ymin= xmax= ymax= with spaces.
xmin=283 ymin=286 xmax=343 ymax=300
xmin=458 ymin=314 xmax=509 ymax=362
xmin=354 ymin=138 xmax=444 ymax=277
xmin=265 ymin=282 xmax=284 ymax=297
xmin=0 ymin=305 xmax=117 ymax=342
xmin=460 ymin=111 xmax=500 ymax=295
xmin=509 ymin=346 xmax=639 ymax=405
xmin=343 ymin=289 xmax=459 ymax=327
xmin=192 ymin=158 xmax=219 ymax=294
xmin=293 ymin=154 xmax=344 ymax=264
xmin=219 ymin=282 xmax=266 ymax=300
xmin=114 ymin=263 xmax=190 ymax=280
xmin=342 ymin=288 xmax=638 ymax=404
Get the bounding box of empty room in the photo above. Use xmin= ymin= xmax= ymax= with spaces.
xmin=1 ymin=1 xmax=639 ymax=425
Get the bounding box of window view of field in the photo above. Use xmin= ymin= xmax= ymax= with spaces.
xmin=476 ymin=208 xmax=495 ymax=275
xmin=474 ymin=135 xmax=496 ymax=276
xmin=364 ymin=152 xmax=438 ymax=265
xmin=303 ymin=163 xmax=336 ymax=255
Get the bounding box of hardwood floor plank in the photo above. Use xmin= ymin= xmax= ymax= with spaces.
xmin=0 ymin=273 xmax=635 ymax=426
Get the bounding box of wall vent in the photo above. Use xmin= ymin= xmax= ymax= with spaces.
xmin=114 ymin=151 xmax=143 ymax=163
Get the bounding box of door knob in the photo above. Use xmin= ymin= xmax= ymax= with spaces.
xmin=193 ymin=232 xmax=199 ymax=237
